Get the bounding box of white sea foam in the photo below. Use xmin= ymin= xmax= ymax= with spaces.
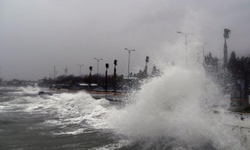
xmin=18 ymin=86 xmax=41 ymax=95
xmin=52 ymin=128 xmax=93 ymax=135
xmin=19 ymin=92 xmax=110 ymax=131
xmin=0 ymin=106 xmax=4 ymax=111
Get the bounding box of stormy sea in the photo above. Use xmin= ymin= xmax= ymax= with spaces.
xmin=0 ymin=65 xmax=250 ymax=150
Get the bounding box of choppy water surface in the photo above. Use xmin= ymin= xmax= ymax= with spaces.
xmin=0 ymin=67 xmax=250 ymax=150
xmin=0 ymin=87 xmax=120 ymax=150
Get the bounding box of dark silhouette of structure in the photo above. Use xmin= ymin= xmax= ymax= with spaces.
xmin=89 ymin=66 xmax=93 ymax=85
xmin=144 ymin=56 xmax=149 ymax=76
xmin=114 ymin=60 xmax=117 ymax=92
xmin=105 ymin=63 xmax=109 ymax=91
xmin=223 ymin=28 xmax=231 ymax=67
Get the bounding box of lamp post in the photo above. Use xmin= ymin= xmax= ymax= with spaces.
xmin=63 ymin=67 xmax=68 ymax=76
xmin=53 ymin=66 xmax=59 ymax=80
xmin=114 ymin=60 xmax=117 ymax=92
xmin=105 ymin=63 xmax=109 ymax=91
xmin=223 ymin=28 xmax=231 ymax=67
xmin=94 ymin=58 xmax=103 ymax=85
xmin=77 ymin=64 xmax=84 ymax=76
xmin=124 ymin=48 xmax=135 ymax=79
xmin=145 ymin=56 xmax=149 ymax=77
xmin=89 ymin=66 xmax=93 ymax=85
xmin=177 ymin=31 xmax=193 ymax=67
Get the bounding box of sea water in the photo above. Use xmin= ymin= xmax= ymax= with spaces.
xmin=0 ymin=64 xmax=250 ymax=150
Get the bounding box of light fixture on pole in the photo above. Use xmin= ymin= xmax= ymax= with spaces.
xmin=54 ymin=66 xmax=59 ymax=80
xmin=77 ymin=64 xmax=84 ymax=76
xmin=63 ymin=67 xmax=68 ymax=76
xmin=124 ymin=48 xmax=135 ymax=79
xmin=94 ymin=58 xmax=103 ymax=85
xmin=177 ymin=31 xmax=193 ymax=67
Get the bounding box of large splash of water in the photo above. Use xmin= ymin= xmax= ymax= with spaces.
xmin=18 ymin=86 xmax=41 ymax=95
xmin=100 ymin=17 xmax=250 ymax=148
xmin=103 ymin=65 xmax=250 ymax=149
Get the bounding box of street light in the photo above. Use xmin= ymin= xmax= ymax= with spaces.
xmin=77 ymin=64 xmax=84 ymax=76
xmin=177 ymin=31 xmax=193 ymax=67
xmin=124 ymin=48 xmax=135 ymax=79
xmin=105 ymin=63 xmax=109 ymax=91
xmin=94 ymin=58 xmax=103 ymax=85
xmin=54 ymin=66 xmax=59 ymax=80
xmin=63 ymin=67 xmax=68 ymax=76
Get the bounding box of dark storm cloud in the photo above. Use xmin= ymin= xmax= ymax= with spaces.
xmin=0 ymin=0 xmax=249 ymax=80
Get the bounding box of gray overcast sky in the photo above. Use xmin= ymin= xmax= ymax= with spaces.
xmin=0 ymin=0 xmax=250 ymax=80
